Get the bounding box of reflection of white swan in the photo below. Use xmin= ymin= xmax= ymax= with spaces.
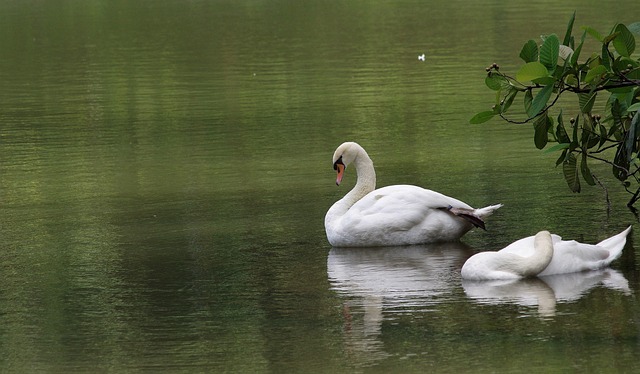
xmin=324 ymin=142 xmax=502 ymax=247
xmin=328 ymin=242 xmax=471 ymax=307
xmin=461 ymin=226 xmax=632 ymax=280
xmin=328 ymin=242 xmax=471 ymax=366
xmin=461 ymin=231 xmax=554 ymax=280
xmin=462 ymin=269 xmax=631 ymax=317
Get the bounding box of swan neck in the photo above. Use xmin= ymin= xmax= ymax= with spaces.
xmin=353 ymin=152 xmax=376 ymax=193
xmin=342 ymin=149 xmax=376 ymax=204
xmin=520 ymin=231 xmax=554 ymax=277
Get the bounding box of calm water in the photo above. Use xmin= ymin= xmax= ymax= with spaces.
xmin=2 ymin=1 xmax=640 ymax=372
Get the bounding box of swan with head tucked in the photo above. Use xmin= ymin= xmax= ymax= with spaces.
xmin=324 ymin=142 xmax=503 ymax=247
xmin=461 ymin=231 xmax=554 ymax=280
xmin=461 ymin=226 xmax=632 ymax=280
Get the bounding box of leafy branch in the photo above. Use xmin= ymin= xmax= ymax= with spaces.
xmin=471 ymin=12 xmax=640 ymax=207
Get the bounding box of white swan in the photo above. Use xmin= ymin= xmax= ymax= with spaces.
xmin=461 ymin=231 xmax=554 ymax=280
xmin=461 ymin=226 xmax=632 ymax=280
xmin=324 ymin=142 xmax=503 ymax=247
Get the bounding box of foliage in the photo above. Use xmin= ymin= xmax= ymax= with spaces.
xmin=471 ymin=13 xmax=640 ymax=207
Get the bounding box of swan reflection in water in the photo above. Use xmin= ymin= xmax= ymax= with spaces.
xmin=327 ymin=242 xmax=472 ymax=367
xmin=462 ymin=268 xmax=631 ymax=317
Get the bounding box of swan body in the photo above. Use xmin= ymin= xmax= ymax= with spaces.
xmin=461 ymin=226 xmax=632 ymax=280
xmin=324 ymin=142 xmax=502 ymax=247
xmin=461 ymin=231 xmax=554 ymax=280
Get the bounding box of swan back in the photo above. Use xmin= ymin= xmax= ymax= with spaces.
xmin=461 ymin=231 xmax=554 ymax=280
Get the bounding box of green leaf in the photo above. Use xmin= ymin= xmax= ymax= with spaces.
xmin=617 ymin=90 xmax=635 ymax=107
xmin=601 ymin=43 xmax=612 ymax=70
xmin=599 ymin=124 xmax=608 ymax=148
xmin=533 ymin=114 xmax=552 ymax=150
xmin=516 ymin=62 xmax=550 ymax=82
xmin=584 ymin=65 xmax=607 ymax=83
xmin=579 ymin=92 xmax=597 ymax=113
xmin=613 ymin=145 xmax=630 ymax=181
xmin=532 ymin=76 xmax=556 ymax=86
xmin=572 ymin=116 xmax=579 ymax=144
xmin=571 ymin=31 xmax=587 ymax=65
xmin=626 ymin=102 xmax=640 ymax=114
xmin=470 ymin=111 xmax=496 ymax=124
xmin=484 ymin=74 xmax=504 ymax=91
xmin=544 ymin=142 xmax=571 ymax=154
xmin=583 ymin=26 xmax=603 ymax=42
xmin=563 ymin=12 xmax=576 ymax=46
xmin=524 ymin=89 xmax=533 ymax=117
xmin=563 ymin=153 xmax=581 ymax=192
xmin=587 ymin=132 xmax=600 ymax=149
xmin=611 ymin=99 xmax=625 ymax=129
xmin=519 ymin=40 xmax=539 ymax=63
xmin=581 ymin=116 xmax=593 ymax=147
xmin=556 ymin=149 xmax=568 ymax=166
xmin=556 ymin=111 xmax=571 ymax=143
xmin=540 ymin=34 xmax=560 ymax=71
xmin=626 ymin=110 xmax=640 ymax=162
xmin=501 ymin=87 xmax=518 ymax=113
xmin=581 ymin=153 xmax=596 ymax=186
xmin=607 ymin=85 xmax=634 ymax=94
xmin=613 ymin=23 xmax=636 ymax=57
xmin=530 ymin=84 xmax=554 ymax=117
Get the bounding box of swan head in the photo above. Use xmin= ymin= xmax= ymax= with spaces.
xmin=332 ymin=142 xmax=362 ymax=185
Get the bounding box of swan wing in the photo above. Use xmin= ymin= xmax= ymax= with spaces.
xmin=555 ymin=241 xmax=610 ymax=261
xmin=538 ymin=240 xmax=609 ymax=275
xmin=345 ymin=185 xmax=472 ymax=231
xmin=354 ymin=185 xmax=473 ymax=211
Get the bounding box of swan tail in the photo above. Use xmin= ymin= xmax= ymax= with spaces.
xmin=597 ymin=226 xmax=633 ymax=262
xmin=457 ymin=211 xmax=486 ymax=230
xmin=444 ymin=206 xmax=487 ymax=230
xmin=441 ymin=204 xmax=502 ymax=231
xmin=474 ymin=203 xmax=504 ymax=218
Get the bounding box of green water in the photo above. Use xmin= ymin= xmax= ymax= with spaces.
xmin=1 ymin=1 xmax=640 ymax=372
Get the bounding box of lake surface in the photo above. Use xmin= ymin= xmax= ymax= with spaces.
xmin=2 ymin=1 xmax=640 ymax=372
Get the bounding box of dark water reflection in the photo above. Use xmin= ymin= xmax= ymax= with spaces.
xmin=2 ymin=0 xmax=640 ymax=372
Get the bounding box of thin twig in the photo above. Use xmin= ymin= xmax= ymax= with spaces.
xmin=592 ymin=174 xmax=611 ymax=216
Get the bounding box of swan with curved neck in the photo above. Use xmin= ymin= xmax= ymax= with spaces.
xmin=461 ymin=226 xmax=632 ymax=280
xmin=461 ymin=231 xmax=554 ymax=280
xmin=324 ymin=142 xmax=502 ymax=247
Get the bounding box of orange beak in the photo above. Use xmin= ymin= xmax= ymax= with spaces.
xmin=335 ymin=162 xmax=345 ymax=185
